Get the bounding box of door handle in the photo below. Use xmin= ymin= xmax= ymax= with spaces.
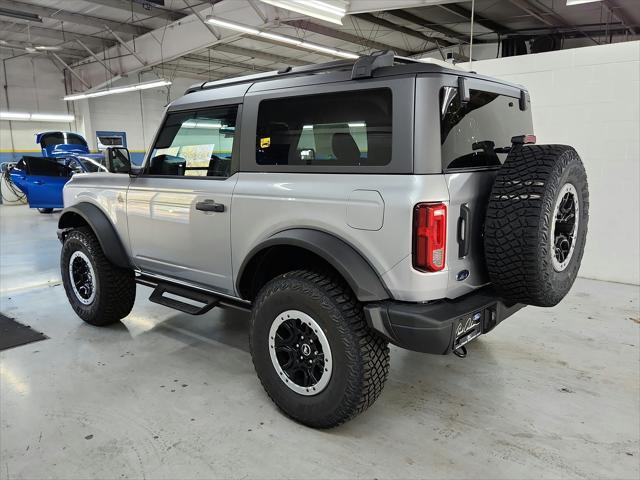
xmin=195 ymin=199 xmax=225 ymax=212
xmin=33 ymin=180 xmax=43 ymax=185
xmin=457 ymin=203 xmax=471 ymax=258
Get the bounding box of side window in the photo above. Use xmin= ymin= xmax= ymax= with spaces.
xmin=440 ymin=87 xmax=533 ymax=170
xmin=148 ymin=105 xmax=238 ymax=177
xmin=256 ymin=89 xmax=392 ymax=167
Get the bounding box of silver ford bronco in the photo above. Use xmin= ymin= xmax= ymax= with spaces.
xmin=58 ymin=52 xmax=589 ymax=428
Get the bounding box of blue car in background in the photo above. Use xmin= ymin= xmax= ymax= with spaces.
xmin=8 ymin=131 xmax=130 ymax=213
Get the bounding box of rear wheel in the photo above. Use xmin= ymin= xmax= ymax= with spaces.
xmin=484 ymin=145 xmax=589 ymax=306
xmin=37 ymin=208 xmax=54 ymax=214
xmin=250 ymin=270 xmax=390 ymax=428
xmin=61 ymin=227 xmax=136 ymax=326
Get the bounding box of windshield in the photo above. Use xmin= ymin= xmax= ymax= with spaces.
xmin=75 ymin=156 xmax=108 ymax=173
xmin=40 ymin=132 xmax=88 ymax=147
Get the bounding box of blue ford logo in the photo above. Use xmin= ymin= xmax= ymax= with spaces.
xmin=456 ymin=269 xmax=470 ymax=281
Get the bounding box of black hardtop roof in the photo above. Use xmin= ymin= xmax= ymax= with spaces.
xmin=184 ymin=51 xmax=525 ymax=96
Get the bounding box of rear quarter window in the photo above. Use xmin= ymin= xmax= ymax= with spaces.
xmin=256 ymin=88 xmax=392 ymax=167
xmin=440 ymin=87 xmax=532 ymax=170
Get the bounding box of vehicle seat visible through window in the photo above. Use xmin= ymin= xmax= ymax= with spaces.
xmin=207 ymin=155 xmax=230 ymax=177
xmin=331 ymin=133 xmax=361 ymax=165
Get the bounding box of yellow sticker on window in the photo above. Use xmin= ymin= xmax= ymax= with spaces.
xmin=260 ymin=137 xmax=271 ymax=148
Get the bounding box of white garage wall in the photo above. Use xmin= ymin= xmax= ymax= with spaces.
xmin=463 ymin=41 xmax=640 ymax=285
xmin=0 ymin=54 xmax=198 ymax=163
xmin=85 ymin=74 xmax=197 ymax=156
xmin=0 ymin=55 xmax=77 ymax=160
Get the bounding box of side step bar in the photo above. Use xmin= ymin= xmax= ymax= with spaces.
xmin=136 ymin=272 xmax=252 ymax=315
xmin=149 ymin=283 xmax=219 ymax=315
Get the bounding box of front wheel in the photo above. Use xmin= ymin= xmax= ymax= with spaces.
xmin=250 ymin=270 xmax=390 ymax=428
xmin=61 ymin=227 xmax=136 ymax=326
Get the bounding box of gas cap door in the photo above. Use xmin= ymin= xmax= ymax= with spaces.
xmin=346 ymin=189 xmax=384 ymax=231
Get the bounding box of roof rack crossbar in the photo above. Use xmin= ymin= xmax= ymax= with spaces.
xmin=351 ymin=50 xmax=395 ymax=79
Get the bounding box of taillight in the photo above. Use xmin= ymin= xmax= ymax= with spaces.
xmin=413 ymin=203 xmax=447 ymax=272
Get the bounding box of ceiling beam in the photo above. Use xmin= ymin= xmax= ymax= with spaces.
xmin=353 ymin=13 xmax=455 ymax=47
xmin=508 ymin=0 xmax=554 ymax=26
xmin=209 ymin=43 xmax=307 ymax=66
xmin=154 ymin=63 xmax=228 ymax=79
xmin=0 ymin=21 xmax=117 ymax=49
xmin=181 ymin=53 xmax=271 ymax=72
xmin=65 ymin=1 xmax=310 ymax=91
xmin=85 ymin=0 xmax=184 ymax=22
xmin=283 ymin=19 xmax=412 ymax=56
xmin=0 ymin=0 xmax=150 ymax=35
xmin=509 ymin=0 xmax=600 ymax=44
xmin=603 ymin=0 xmax=637 ymax=35
xmin=438 ymin=3 xmax=511 ymax=34
xmin=0 ymin=39 xmax=86 ymax=58
xmin=386 ymin=9 xmax=469 ymax=42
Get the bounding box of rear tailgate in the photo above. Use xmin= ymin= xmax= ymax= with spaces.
xmin=437 ymin=80 xmax=533 ymax=300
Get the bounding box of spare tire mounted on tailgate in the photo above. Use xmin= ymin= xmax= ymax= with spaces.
xmin=484 ymin=144 xmax=589 ymax=307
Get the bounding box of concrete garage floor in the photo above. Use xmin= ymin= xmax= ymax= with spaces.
xmin=0 ymin=204 xmax=638 ymax=480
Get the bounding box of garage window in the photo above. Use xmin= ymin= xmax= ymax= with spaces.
xmin=256 ymin=89 xmax=392 ymax=167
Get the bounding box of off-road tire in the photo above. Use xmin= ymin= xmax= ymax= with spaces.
xmin=484 ymin=145 xmax=589 ymax=307
xmin=38 ymin=208 xmax=54 ymax=214
xmin=250 ymin=270 xmax=390 ymax=428
xmin=61 ymin=227 xmax=136 ymax=326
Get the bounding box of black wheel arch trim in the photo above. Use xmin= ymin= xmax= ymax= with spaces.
xmin=237 ymin=228 xmax=390 ymax=302
xmin=58 ymin=203 xmax=132 ymax=269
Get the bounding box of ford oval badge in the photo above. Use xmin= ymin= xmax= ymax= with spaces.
xmin=456 ymin=269 xmax=470 ymax=281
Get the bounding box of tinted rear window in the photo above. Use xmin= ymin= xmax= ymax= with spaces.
xmin=440 ymin=87 xmax=532 ymax=170
xmin=256 ymin=89 xmax=392 ymax=167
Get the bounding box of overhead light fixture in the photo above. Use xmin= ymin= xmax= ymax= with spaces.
xmin=566 ymin=0 xmax=601 ymax=4
xmin=0 ymin=111 xmax=74 ymax=122
xmin=259 ymin=0 xmax=346 ymax=25
xmin=0 ymin=111 xmax=30 ymax=120
xmin=34 ymin=45 xmax=62 ymax=51
xmin=206 ymin=17 xmax=358 ymax=59
xmin=30 ymin=113 xmax=75 ymax=122
xmin=64 ymin=79 xmax=172 ymax=101
xmin=0 ymin=7 xmax=42 ymax=23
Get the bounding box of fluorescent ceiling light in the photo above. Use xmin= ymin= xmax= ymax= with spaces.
xmin=0 ymin=7 xmax=42 ymax=23
xmin=0 ymin=111 xmax=73 ymax=122
xmin=34 ymin=45 xmax=62 ymax=51
xmin=0 ymin=111 xmax=30 ymax=120
xmin=31 ymin=113 xmax=75 ymax=122
xmin=259 ymin=0 xmax=346 ymax=25
xmin=206 ymin=17 xmax=358 ymax=59
xmin=566 ymin=0 xmax=601 ymax=4
xmin=64 ymin=79 xmax=172 ymax=101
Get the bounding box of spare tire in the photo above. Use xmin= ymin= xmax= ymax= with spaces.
xmin=484 ymin=145 xmax=589 ymax=307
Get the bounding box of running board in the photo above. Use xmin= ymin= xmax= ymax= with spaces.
xmin=149 ymin=283 xmax=219 ymax=315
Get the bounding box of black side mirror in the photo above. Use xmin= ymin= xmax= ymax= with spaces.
xmin=106 ymin=147 xmax=131 ymax=174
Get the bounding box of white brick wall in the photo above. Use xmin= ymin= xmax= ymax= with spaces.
xmin=465 ymin=41 xmax=640 ymax=285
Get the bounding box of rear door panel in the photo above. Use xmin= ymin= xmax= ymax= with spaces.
xmin=445 ymin=171 xmax=497 ymax=298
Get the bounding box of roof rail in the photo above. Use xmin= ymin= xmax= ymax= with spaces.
xmin=186 ymin=50 xmax=433 ymax=94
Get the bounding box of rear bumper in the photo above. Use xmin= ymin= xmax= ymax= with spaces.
xmin=364 ymin=287 xmax=524 ymax=354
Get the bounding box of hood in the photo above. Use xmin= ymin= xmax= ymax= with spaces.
xmin=37 ymin=131 xmax=90 ymax=158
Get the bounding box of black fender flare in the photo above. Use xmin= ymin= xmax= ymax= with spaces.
xmin=58 ymin=202 xmax=131 ymax=269
xmin=237 ymin=228 xmax=390 ymax=302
